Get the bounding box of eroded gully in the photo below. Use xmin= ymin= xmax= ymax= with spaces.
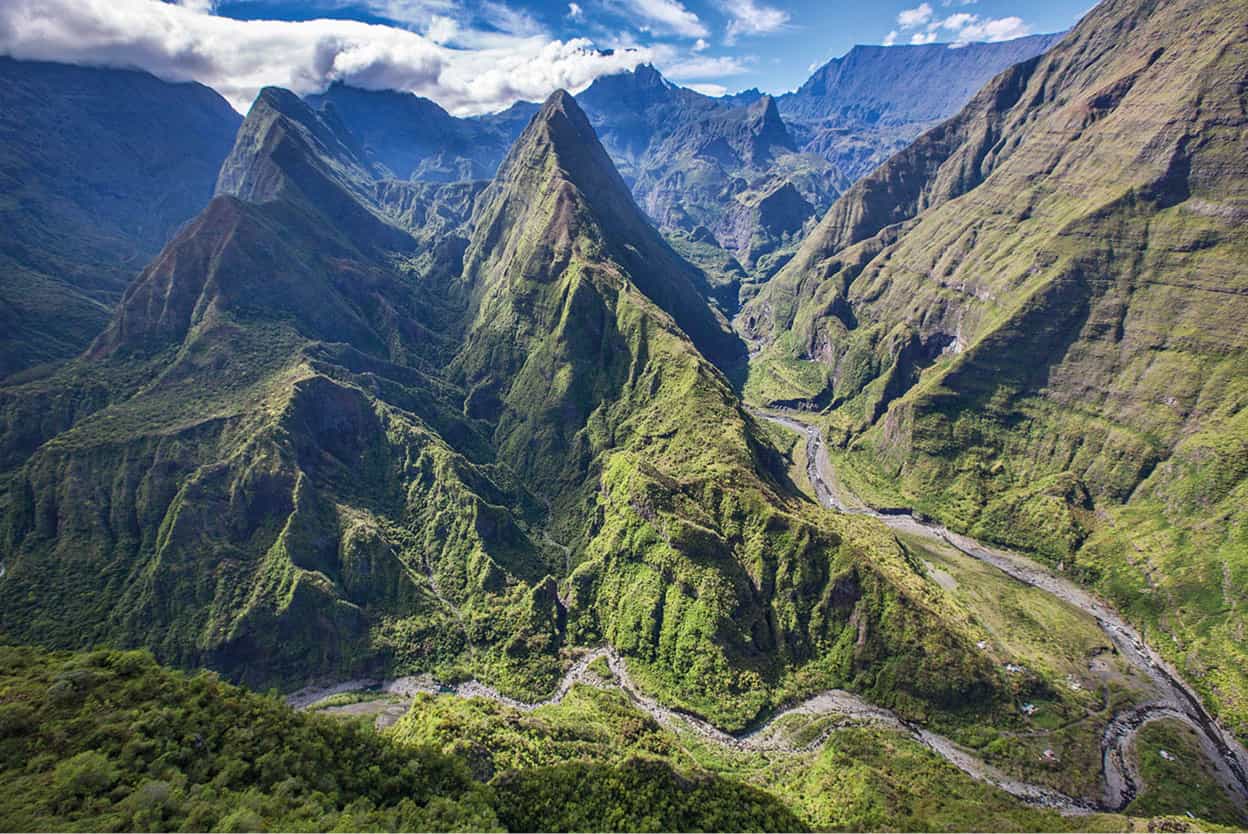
xmin=289 ymin=411 xmax=1248 ymax=817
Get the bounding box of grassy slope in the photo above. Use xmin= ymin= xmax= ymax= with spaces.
xmin=390 ymin=671 xmax=1247 ymax=831
xmin=0 ymin=644 xmax=802 ymax=833
xmin=740 ymin=0 xmax=1248 ymax=738
xmin=0 ymin=94 xmax=563 ymax=698
xmin=448 ymin=91 xmax=1011 ymax=731
xmin=0 ymin=86 xmax=1017 ymax=744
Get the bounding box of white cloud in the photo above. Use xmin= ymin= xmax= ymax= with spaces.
xmin=888 ymin=2 xmax=1031 ymax=47
xmin=567 ymin=2 xmax=584 ymax=19
xmin=685 ymin=81 xmax=726 ymax=96
xmin=941 ymin=12 xmax=977 ymax=30
xmin=0 ymin=0 xmax=662 ymax=115
xmin=617 ymin=0 xmax=707 ymax=38
xmin=693 ymin=37 xmax=708 ymax=51
xmin=174 ymin=0 xmax=217 ymax=12
xmin=661 ymin=53 xmax=750 ymax=80
xmin=719 ymin=0 xmax=788 ymax=44
xmin=937 ymin=12 xmax=1031 ymax=44
xmin=425 ymin=14 xmax=457 ymax=44
xmin=897 ymin=3 xmax=934 ymax=29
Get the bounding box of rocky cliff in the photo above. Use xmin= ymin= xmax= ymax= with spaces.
xmin=0 ymin=88 xmax=1001 ymax=732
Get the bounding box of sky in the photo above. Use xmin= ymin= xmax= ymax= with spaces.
xmin=0 ymin=0 xmax=1096 ymax=114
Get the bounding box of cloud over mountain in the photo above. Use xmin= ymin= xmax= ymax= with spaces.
xmin=0 ymin=0 xmax=659 ymax=114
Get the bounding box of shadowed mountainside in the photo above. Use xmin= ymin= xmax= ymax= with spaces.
xmin=0 ymin=58 xmax=242 ymax=379
xmin=0 ymin=88 xmax=1002 ymax=735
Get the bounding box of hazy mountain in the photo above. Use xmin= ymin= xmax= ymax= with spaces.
xmin=0 ymin=58 xmax=241 ymax=379
xmin=572 ymin=67 xmax=843 ymax=288
xmin=306 ymin=83 xmax=513 ymax=182
xmin=778 ymin=35 xmax=1064 ymax=183
xmin=744 ymin=0 xmax=1248 ymax=738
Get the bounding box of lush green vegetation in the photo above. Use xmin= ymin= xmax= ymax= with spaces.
xmin=739 ymin=0 xmax=1248 ymax=742
xmin=0 ymin=644 xmax=811 ymax=833
xmin=0 ymin=645 xmax=498 ymax=832
xmin=390 ymin=670 xmax=1243 ymax=832
xmin=1125 ymin=720 xmax=1245 ymax=826
xmin=0 ymin=83 xmax=1018 ymax=742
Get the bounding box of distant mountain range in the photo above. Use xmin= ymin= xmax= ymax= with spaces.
xmin=0 ymin=36 xmax=1059 ymax=383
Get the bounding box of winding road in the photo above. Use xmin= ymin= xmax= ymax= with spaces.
xmin=291 ymin=409 xmax=1248 ymax=818
xmin=753 ymin=408 xmax=1248 ymax=815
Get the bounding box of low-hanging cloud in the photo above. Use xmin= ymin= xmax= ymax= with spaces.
xmin=0 ymin=0 xmax=662 ymax=115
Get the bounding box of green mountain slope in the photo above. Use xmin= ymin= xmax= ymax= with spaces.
xmin=0 ymin=87 xmax=1006 ymax=736
xmin=0 ymin=644 xmax=803 ymax=833
xmin=0 ymin=86 xmax=556 ymax=693
xmin=0 ymin=58 xmax=241 ymax=380
xmin=446 ymin=91 xmax=1003 ymax=729
xmin=742 ymin=0 xmax=1248 ymax=738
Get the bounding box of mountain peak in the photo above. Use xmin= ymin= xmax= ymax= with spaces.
xmin=633 ymin=63 xmax=668 ymax=88
xmin=486 ymin=87 xmax=636 ymax=247
xmin=743 ymin=93 xmax=795 ymax=160
xmin=537 ymin=88 xmax=585 ymax=124
xmin=747 ymin=93 xmax=783 ymax=125
xmin=469 ymin=84 xmax=742 ymax=367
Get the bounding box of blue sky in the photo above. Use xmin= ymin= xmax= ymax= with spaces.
xmin=212 ymin=0 xmax=1094 ymax=94
xmin=0 ymin=0 xmax=1095 ymax=113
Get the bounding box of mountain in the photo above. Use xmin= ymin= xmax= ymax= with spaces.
xmin=0 ymin=85 xmax=538 ymax=691
xmin=317 ymin=48 xmax=1069 ymax=307
xmin=304 ymin=69 xmax=837 ymax=317
xmin=0 ymin=58 xmax=242 ymax=379
xmin=306 ymin=83 xmax=512 ymax=182
xmin=743 ymin=0 xmax=1248 ymax=738
xmin=0 ymin=85 xmax=1004 ymax=736
xmin=778 ymin=35 xmax=1063 ymax=184
xmin=574 ymin=67 xmax=843 ymax=286
xmin=0 ymin=644 xmax=805 ymax=832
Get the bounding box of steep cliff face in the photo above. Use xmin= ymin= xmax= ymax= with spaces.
xmin=0 ymin=87 xmax=557 ymax=695
xmin=778 ymin=35 xmax=1064 ymax=184
xmin=449 ymin=92 xmax=1000 ymax=728
xmin=745 ymin=0 xmax=1248 ymax=736
xmin=0 ymin=89 xmax=1003 ymax=732
xmin=0 ymin=58 xmax=241 ymax=378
